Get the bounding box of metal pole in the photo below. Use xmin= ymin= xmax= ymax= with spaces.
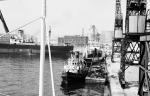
xmin=39 ymin=0 xmax=46 ymax=96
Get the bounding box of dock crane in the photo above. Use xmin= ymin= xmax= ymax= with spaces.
xmin=0 ymin=10 xmax=9 ymax=33
xmin=119 ymin=0 xmax=146 ymax=87
xmin=118 ymin=0 xmax=150 ymax=95
xmin=111 ymin=0 xmax=123 ymax=62
xmin=138 ymin=7 xmax=150 ymax=96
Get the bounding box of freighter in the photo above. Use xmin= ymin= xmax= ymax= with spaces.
xmin=0 ymin=10 xmax=73 ymax=55
xmin=0 ymin=43 xmax=73 ymax=55
xmin=0 ymin=32 xmax=73 ymax=55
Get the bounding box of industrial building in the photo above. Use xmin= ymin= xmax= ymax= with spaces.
xmin=58 ymin=35 xmax=88 ymax=47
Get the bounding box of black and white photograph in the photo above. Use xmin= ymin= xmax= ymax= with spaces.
xmin=0 ymin=0 xmax=149 ymax=96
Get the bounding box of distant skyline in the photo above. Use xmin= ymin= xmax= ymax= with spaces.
xmin=0 ymin=0 xmax=149 ymax=40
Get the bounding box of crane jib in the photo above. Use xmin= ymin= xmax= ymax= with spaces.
xmin=0 ymin=10 xmax=9 ymax=33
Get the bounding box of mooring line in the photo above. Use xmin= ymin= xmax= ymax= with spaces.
xmin=0 ymin=17 xmax=42 ymax=38
xmin=47 ymin=27 xmax=55 ymax=96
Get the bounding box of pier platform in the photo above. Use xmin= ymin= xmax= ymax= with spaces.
xmin=106 ymin=57 xmax=138 ymax=96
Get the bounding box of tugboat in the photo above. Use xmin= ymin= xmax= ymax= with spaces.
xmin=61 ymin=51 xmax=89 ymax=84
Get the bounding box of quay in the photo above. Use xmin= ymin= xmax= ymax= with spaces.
xmin=0 ymin=0 xmax=150 ymax=96
xmin=72 ymin=47 xmax=140 ymax=96
xmin=106 ymin=57 xmax=139 ymax=96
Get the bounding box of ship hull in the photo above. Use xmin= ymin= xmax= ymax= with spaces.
xmin=61 ymin=71 xmax=88 ymax=84
xmin=0 ymin=43 xmax=73 ymax=54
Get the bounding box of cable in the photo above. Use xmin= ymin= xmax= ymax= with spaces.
xmin=0 ymin=17 xmax=42 ymax=38
xmin=47 ymin=27 xmax=55 ymax=96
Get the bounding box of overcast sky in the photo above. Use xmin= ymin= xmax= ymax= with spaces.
xmin=0 ymin=0 xmax=149 ymax=40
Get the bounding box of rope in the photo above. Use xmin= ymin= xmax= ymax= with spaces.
xmin=47 ymin=27 xmax=55 ymax=96
xmin=0 ymin=17 xmax=42 ymax=38
xmin=0 ymin=17 xmax=43 ymax=96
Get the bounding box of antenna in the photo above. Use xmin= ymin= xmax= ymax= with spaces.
xmin=82 ymin=28 xmax=84 ymax=36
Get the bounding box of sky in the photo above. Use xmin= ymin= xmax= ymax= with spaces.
xmin=47 ymin=0 xmax=116 ymax=38
xmin=2 ymin=0 xmax=150 ymax=40
xmin=0 ymin=0 xmax=118 ymax=40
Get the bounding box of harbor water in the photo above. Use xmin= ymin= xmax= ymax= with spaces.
xmin=0 ymin=53 xmax=108 ymax=96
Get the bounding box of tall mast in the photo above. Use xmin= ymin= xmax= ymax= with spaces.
xmin=39 ymin=0 xmax=46 ymax=96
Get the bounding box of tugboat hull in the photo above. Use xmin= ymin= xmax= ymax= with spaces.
xmin=62 ymin=71 xmax=88 ymax=84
